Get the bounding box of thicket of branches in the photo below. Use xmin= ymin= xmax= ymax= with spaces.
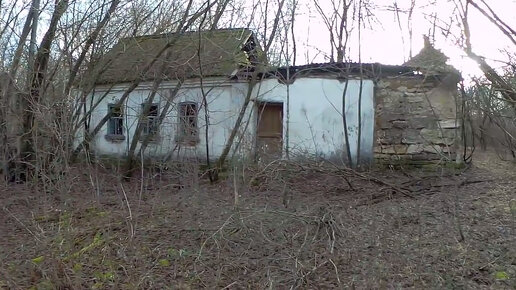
xmin=0 ymin=0 xmax=514 ymax=186
xmin=449 ymin=1 xmax=516 ymax=160
xmin=0 ymin=0 xmax=299 ymax=184
xmin=1 ymin=2 xmax=515 ymax=288
xmin=464 ymin=63 xmax=516 ymax=158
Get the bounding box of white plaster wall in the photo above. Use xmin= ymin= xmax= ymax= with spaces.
xmin=254 ymin=77 xmax=375 ymax=166
xmin=85 ymin=76 xmax=374 ymax=165
xmin=87 ymin=79 xmax=249 ymax=160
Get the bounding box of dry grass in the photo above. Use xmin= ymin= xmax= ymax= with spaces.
xmin=0 ymin=154 xmax=514 ymax=289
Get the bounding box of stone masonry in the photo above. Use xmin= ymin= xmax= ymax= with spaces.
xmin=374 ymin=73 xmax=461 ymax=162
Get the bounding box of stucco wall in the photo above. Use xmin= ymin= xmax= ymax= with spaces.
xmin=84 ymin=73 xmax=460 ymax=165
xmin=255 ymin=77 xmax=375 ymax=166
xmin=87 ymin=79 xmax=249 ymax=160
xmin=374 ymin=73 xmax=460 ymax=162
xmin=86 ymin=76 xmax=376 ymax=165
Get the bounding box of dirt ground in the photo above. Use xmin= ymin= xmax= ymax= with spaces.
xmin=0 ymin=153 xmax=515 ymax=289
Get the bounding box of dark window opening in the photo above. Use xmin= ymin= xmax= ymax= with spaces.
xmin=107 ymin=104 xmax=124 ymax=138
xmin=141 ymin=103 xmax=160 ymax=137
xmin=177 ymin=102 xmax=198 ymax=145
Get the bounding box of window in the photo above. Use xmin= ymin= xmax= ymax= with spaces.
xmin=141 ymin=103 xmax=159 ymax=137
xmin=106 ymin=104 xmax=124 ymax=140
xmin=177 ymin=102 xmax=198 ymax=145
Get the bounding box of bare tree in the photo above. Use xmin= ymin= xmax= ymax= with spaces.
xmin=424 ymin=0 xmax=516 ymax=158
xmin=313 ymin=0 xmax=354 ymax=63
xmin=72 ymin=0 xmax=218 ymax=158
xmin=0 ymin=0 xmax=229 ymax=182
xmin=454 ymin=0 xmax=516 ymax=107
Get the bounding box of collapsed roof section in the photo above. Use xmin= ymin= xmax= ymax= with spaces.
xmin=403 ymin=36 xmax=458 ymax=75
xmin=263 ymin=61 xmax=460 ymax=84
xmin=263 ymin=37 xmax=460 ymax=84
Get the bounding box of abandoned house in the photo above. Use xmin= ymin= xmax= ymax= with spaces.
xmin=79 ymin=28 xmax=461 ymax=166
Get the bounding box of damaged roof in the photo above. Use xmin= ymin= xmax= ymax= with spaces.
xmin=91 ymin=28 xmax=264 ymax=85
xmin=264 ymin=62 xmax=441 ymax=81
xmin=265 ymin=38 xmax=461 ymax=81
xmin=403 ymin=36 xmax=457 ymax=74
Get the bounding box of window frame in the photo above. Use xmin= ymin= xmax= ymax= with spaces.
xmin=105 ymin=103 xmax=125 ymax=141
xmin=140 ymin=103 xmax=160 ymax=139
xmin=176 ymin=101 xmax=199 ymax=146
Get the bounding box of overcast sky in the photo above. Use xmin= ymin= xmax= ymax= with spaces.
xmin=289 ymin=0 xmax=515 ymax=78
xmin=13 ymin=0 xmax=514 ymax=79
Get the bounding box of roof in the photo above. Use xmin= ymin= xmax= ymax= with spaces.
xmin=92 ymin=28 xmax=264 ymax=85
xmin=403 ymin=36 xmax=457 ymax=74
xmin=264 ymin=45 xmax=461 ymax=82
xmin=263 ymin=62 xmax=438 ymax=81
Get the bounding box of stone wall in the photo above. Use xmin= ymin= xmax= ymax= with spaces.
xmin=374 ymin=73 xmax=461 ymax=162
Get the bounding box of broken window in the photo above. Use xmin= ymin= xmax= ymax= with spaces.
xmin=177 ymin=102 xmax=198 ymax=145
xmin=141 ymin=103 xmax=160 ymax=137
xmin=107 ymin=104 xmax=124 ymax=138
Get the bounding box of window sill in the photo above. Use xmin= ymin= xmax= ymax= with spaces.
xmin=105 ymin=134 xmax=126 ymax=142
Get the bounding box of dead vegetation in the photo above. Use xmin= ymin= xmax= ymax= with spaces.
xmin=0 ymin=154 xmax=514 ymax=289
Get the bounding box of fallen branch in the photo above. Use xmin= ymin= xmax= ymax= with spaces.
xmin=3 ymin=207 xmax=42 ymax=242
xmin=409 ymin=178 xmax=495 ymax=193
xmin=325 ymin=161 xmax=414 ymax=198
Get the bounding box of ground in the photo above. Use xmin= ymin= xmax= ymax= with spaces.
xmin=0 ymin=153 xmax=514 ymax=289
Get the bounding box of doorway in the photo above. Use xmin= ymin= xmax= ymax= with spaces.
xmin=256 ymin=102 xmax=283 ymax=159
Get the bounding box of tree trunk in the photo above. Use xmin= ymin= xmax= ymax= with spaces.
xmin=136 ymin=82 xmax=183 ymax=159
xmin=72 ymin=0 xmax=217 ymax=159
xmin=65 ymin=0 xmax=121 ymax=95
xmin=0 ymin=73 xmax=22 ymax=182
xmin=17 ymin=0 xmax=69 ymax=182
xmin=214 ymin=71 xmax=261 ymax=179
xmin=123 ymin=51 xmax=171 ymax=178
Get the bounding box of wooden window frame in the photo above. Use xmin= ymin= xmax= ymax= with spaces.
xmin=105 ymin=103 xmax=125 ymax=142
xmin=140 ymin=103 xmax=160 ymax=140
xmin=176 ymin=102 xmax=199 ymax=146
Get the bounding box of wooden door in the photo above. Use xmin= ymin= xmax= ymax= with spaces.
xmin=256 ymin=102 xmax=283 ymax=158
